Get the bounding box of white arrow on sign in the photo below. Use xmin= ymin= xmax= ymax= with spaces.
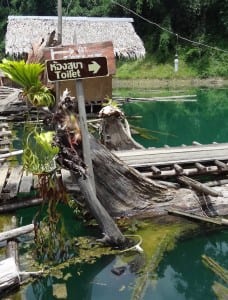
xmin=88 ymin=61 xmax=101 ymax=74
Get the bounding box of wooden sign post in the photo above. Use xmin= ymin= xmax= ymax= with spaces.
xmin=46 ymin=56 xmax=109 ymax=193
xmin=76 ymin=79 xmax=96 ymax=191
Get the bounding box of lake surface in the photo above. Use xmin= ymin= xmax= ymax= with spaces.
xmin=11 ymin=88 xmax=228 ymax=299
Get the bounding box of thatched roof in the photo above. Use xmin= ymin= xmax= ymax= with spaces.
xmin=5 ymin=16 xmax=145 ymax=59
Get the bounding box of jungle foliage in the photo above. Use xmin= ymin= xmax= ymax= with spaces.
xmin=0 ymin=0 xmax=228 ymax=76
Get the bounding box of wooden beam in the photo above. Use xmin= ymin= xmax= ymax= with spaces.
xmin=174 ymin=164 xmax=183 ymax=174
xmin=214 ymin=160 xmax=227 ymax=170
xmin=167 ymin=209 xmax=225 ymax=225
xmin=178 ymin=175 xmax=222 ymax=197
xmin=195 ymin=162 xmax=206 ymax=172
xmin=151 ymin=165 xmax=161 ymax=175
xmin=19 ymin=171 xmax=33 ymax=194
xmin=4 ymin=166 xmax=23 ymax=198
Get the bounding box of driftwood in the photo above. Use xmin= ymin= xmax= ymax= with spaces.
xmin=54 ymin=91 xmax=127 ymax=247
xmin=54 ymin=102 xmax=228 ymax=223
xmin=26 ymin=30 xmax=60 ymax=64
xmin=99 ymin=105 xmax=143 ymax=150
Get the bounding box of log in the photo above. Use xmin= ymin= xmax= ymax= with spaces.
xmin=55 ymin=92 xmax=127 ymax=247
xmin=0 ymin=224 xmax=34 ymax=242
xmin=214 ymin=160 xmax=227 ymax=170
xmin=195 ymin=162 xmax=206 ymax=172
xmin=99 ymin=108 xmax=144 ymax=150
xmin=151 ymin=165 xmax=161 ymax=175
xmin=76 ymin=175 xmax=127 ymax=246
xmin=0 ymin=198 xmax=43 ymax=213
xmin=178 ymin=175 xmax=222 ymax=197
xmin=174 ymin=163 xmax=184 ymax=174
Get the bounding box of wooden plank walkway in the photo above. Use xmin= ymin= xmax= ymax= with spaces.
xmin=0 ymin=165 xmax=76 ymax=202
xmin=0 ymin=86 xmax=22 ymax=113
xmin=114 ymin=143 xmax=228 ymax=168
xmin=114 ymin=142 xmax=228 ymax=178
xmin=114 ymin=143 xmax=228 ymax=166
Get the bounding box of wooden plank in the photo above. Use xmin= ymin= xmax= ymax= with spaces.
xmin=0 ymin=123 xmax=9 ymax=129
xmin=0 ymin=148 xmax=10 ymax=154
xmin=114 ymin=143 xmax=228 ymax=157
xmin=114 ymin=143 xmax=228 ymax=167
xmin=19 ymin=171 xmax=33 ymax=194
xmin=0 ymin=140 xmax=11 ymax=146
xmin=0 ymin=166 xmax=9 ymax=195
xmin=0 ymin=131 xmax=12 ymax=138
xmin=4 ymin=166 xmax=23 ymax=198
xmin=167 ymin=209 xmax=225 ymax=225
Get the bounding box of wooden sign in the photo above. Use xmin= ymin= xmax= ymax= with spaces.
xmin=46 ymin=56 xmax=108 ymax=82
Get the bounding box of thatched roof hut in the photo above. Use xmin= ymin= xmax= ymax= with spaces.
xmin=5 ymin=16 xmax=145 ymax=59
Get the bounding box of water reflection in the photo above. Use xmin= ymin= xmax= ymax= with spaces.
xmin=145 ymin=230 xmax=228 ymax=300
xmin=23 ymin=256 xmax=136 ymax=300
xmin=123 ymin=88 xmax=228 ymax=147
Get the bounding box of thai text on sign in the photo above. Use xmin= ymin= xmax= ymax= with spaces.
xmin=46 ymin=57 xmax=108 ymax=82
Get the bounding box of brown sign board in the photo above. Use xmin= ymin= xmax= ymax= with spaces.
xmin=46 ymin=56 xmax=108 ymax=82
xmin=43 ymin=41 xmax=116 ymax=75
xmin=43 ymin=41 xmax=115 ymax=104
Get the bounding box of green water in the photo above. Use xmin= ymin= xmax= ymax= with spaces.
xmin=123 ymin=88 xmax=228 ymax=148
xmin=4 ymin=88 xmax=228 ymax=300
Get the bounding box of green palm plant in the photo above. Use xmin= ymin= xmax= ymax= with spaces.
xmin=0 ymin=59 xmax=55 ymax=107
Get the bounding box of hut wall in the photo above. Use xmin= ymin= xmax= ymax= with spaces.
xmin=60 ymin=76 xmax=112 ymax=104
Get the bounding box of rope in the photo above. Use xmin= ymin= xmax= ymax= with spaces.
xmin=111 ymin=0 xmax=228 ymax=54
xmin=120 ymin=234 xmax=143 ymax=253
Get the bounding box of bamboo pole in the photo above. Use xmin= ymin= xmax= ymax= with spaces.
xmin=0 ymin=224 xmax=34 ymax=242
